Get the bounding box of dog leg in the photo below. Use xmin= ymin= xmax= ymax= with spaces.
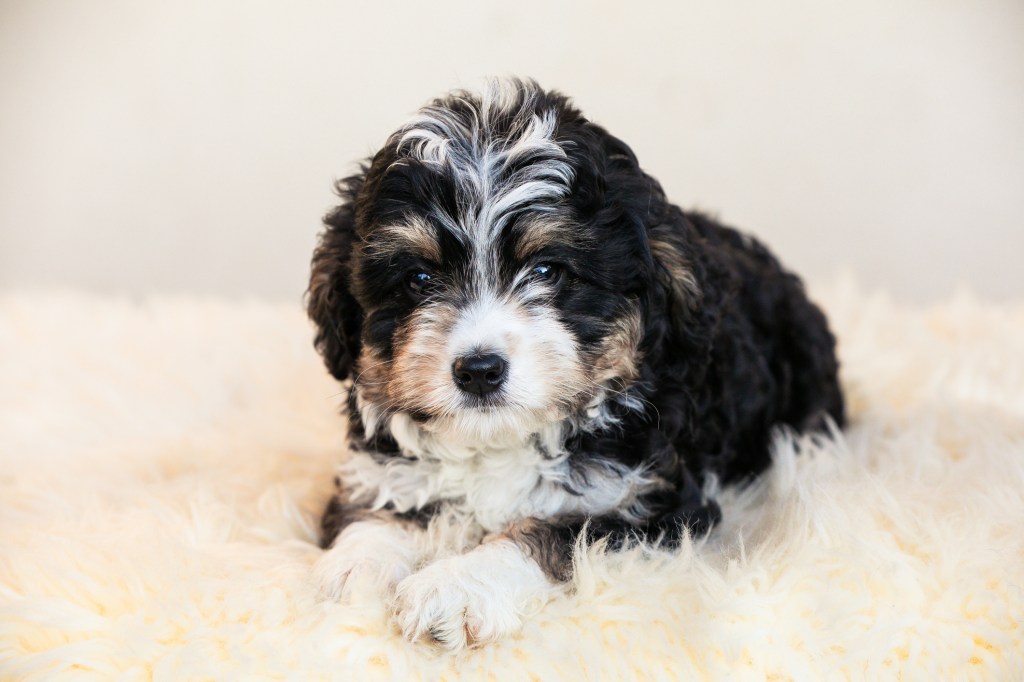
xmin=314 ymin=517 xmax=423 ymax=601
xmin=392 ymin=538 xmax=558 ymax=651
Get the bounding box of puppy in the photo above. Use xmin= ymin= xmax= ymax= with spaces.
xmin=307 ymin=78 xmax=844 ymax=650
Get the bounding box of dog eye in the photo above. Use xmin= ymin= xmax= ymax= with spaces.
xmin=406 ymin=271 xmax=433 ymax=297
xmin=530 ymin=263 xmax=561 ymax=281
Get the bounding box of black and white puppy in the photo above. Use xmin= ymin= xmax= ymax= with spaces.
xmin=307 ymin=78 xmax=844 ymax=650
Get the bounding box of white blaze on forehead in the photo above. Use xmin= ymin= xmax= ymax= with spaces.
xmin=394 ymin=80 xmax=576 ymax=247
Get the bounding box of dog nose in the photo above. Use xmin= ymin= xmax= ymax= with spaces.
xmin=452 ymin=353 xmax=507 ymax=396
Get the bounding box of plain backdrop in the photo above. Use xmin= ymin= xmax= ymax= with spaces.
xmin=1 ymin=0 xmax=1022 ymax=303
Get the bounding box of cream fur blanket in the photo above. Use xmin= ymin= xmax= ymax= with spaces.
xmin=1 ymin=283 xmax=1022 ymax=680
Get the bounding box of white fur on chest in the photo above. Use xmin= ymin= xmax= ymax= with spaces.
xmin=340 ymin=413 xmax=651 ymax=533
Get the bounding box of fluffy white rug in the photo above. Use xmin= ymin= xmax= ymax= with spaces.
xmin=1 ymin=282 xmax=1022 ymax=680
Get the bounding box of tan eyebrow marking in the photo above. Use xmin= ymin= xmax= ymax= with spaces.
xmin=366 ymin=217 xmax=442 ymax=263
xmin=513 ymin=218 xmax=576 ymax=260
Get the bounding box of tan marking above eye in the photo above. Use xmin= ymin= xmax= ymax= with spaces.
xmin=366 ymin=218 xmax=442 ymax=263
xmin=513 ymin=218 xmax=577 ymax=261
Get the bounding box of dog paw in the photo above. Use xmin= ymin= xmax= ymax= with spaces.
xmin=314 ymin=521 xmax=418 ymax=601
xmin=392 ymin=540 xmax=555 ymax=651
xmin=314 ymin=553 xmax=412 ymax=601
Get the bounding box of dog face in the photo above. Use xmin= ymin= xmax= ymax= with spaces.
xmin=310 ymin=80 xmax=689 ymax=446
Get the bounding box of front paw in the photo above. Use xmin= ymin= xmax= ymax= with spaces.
xmin=392 ymin=540 xmax=555 ymax=651
xmin=314 ymin=521 xmax=418 ymax=601
xmin=314 ymin=552 xmax=411 ymax=601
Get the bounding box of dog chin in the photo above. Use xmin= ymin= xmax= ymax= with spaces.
xmin=411 ymin=403 xmax=563 ymax=448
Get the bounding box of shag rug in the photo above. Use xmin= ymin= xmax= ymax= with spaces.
xmin=1 ymin=282 xmax=1022 ymax=681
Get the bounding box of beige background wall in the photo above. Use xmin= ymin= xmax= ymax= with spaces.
xmin=1 ymin=0 xmax=1022 ymax=302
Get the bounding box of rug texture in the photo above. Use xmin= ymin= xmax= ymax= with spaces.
xmin=1 ymin=282 xmax=1022 ymax=680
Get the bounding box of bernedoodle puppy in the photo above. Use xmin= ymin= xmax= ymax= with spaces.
xmin=307 ymin=78 xmax=844 ymax=650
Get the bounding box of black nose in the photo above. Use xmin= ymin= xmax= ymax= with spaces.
xmin=452 ymin=353 xmax=507 ymax=396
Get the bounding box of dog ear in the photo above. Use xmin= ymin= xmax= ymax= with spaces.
xmin=307 ymin=172 xmax=366 ymax=382
xmin=644 ymin=213 xmax=727 ymax=393
xmin=648 ymin=222 xmax=702 ymax=330
xmin=573 ymin=123 xmax=711 ymax=357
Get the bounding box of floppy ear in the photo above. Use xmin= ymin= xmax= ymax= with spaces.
xmin=648 ymin=221 xmax=702 ymax=327
xmin=307 ymin=172 xmax=366 ymax=381
xmin=644 ymin=213 xmax=726 ymax=391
